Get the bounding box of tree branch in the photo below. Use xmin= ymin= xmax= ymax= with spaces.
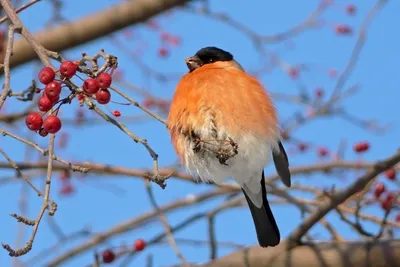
xmin=201 ymin=240 xmax=400 ymax=267
xmin=3 ymin=0 xmax=192 ymax=70
xmin=287 ymin=149 xmax=400 ymax=247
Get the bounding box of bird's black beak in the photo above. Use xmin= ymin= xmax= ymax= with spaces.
xmin=185 ymin=56 xmax=202 ymax=72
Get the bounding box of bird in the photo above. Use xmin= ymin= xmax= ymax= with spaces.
xmin=167 ymin=46 xmax=291 ymax=247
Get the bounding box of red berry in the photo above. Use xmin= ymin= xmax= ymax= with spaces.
xmin=113 ymin=110 xmax=121 ymax=117
xmin=58 ymin=132 xmax=69 ymax=148
xmin=76 ymin=109 xmax=85 ymax=124
xmin=385 ymin=169 xmax=396 ymax=181
xmin=353 ymin=141 xmax=370 ymax=153
xmin=374 ymin=183 xmax=385 ymax=198
xmin=43 ymin=115 xmax=62 ymax=134
xmin=45 ymin=81 xmax=62 ymax=101
xmin=143 ymin=98 xmax=155 ymax=108
xmin=289 ymin=67 xmax=299 ymax=79
xmin=134 ymin=239 xmax=146 ymax=252
xmin=77 ymin=94 xmax=84 ymax=101
xmin=96 ymin=89 xmax=111 ymax=104
xmin=158 ymin=47 xmax=169 ymax=57
xmin=386 ymin=192 xmax=395 ymax=202
xmin=59 ymin=183 xmax=74 ymax=195
xmin=59 ymin=170 xmax=70 ymax=181
xmin=317 ymin=147 xmax=329 ymax=157
xmin=146 ymin=19 xmax=159 ymax=30
xmin=298 ymin=143 xmax=308 ymax=152
xmin=315 ymin=88 xmax=324 ymax=98
xmin=25 ymin=112 xmax=43 ymax=131
xmin=335 ymin=25 xmax=352 ymax=35
xmin=38 ymin=96 xmax=54 ymax=112
xmin=280 ymin=130 xmax=289 ymax=140
xmin=396 ymin=213 xmax=400 ymax=222
xmin=97 ymin=73 xmax=112 ymax=89
xmin=157 ymin=100 xmax=169 ymax=111
xmin=328 ymin=68 xmax=338 ymax=78
xmin=38 ymin=67 xmax=55 ymax=85
xmin=381 ymin=194 xmax=394 ymax=212
xmin=346 ymin=4 xmax=356 ymax=15
xmin=59 ymin=60 xmax=77 ymax=78
xmin=83 ymin=78 xmax=100 ymax=94
xmin=102 ymin=249 xmax=115 ymax=264
xmin=43 ymin=91 xmax=59 ymax=104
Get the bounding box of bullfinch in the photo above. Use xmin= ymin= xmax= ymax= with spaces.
xmin=167 ymin=46 xmax=291 ymax=247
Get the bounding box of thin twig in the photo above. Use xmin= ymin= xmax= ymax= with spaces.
xmin=145 ymin=181 xmax=189 ymax=266
xmin=0 ymin=24 xmax=16 ymax=109
xmin=0 ymin=0 xmax=42 ymax=25
xmin=287 ymin=149 xmax=400 ymax=247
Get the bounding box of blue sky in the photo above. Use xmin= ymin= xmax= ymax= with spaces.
xmin=0 ymin=0 xmax=399 ymax=266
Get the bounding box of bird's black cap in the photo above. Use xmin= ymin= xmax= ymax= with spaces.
xmin=194 ymin=47 xmax=233 ymax=64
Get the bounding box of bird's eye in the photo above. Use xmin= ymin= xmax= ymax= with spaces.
xmin=208 ymin=58 xmax=215 ymax=63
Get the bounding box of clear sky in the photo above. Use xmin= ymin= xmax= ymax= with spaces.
xmin=0 ymin=0 xmax=399 ymax=266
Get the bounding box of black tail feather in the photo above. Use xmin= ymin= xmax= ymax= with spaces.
xmin=242 ymin=171 xmax=280 ymax=247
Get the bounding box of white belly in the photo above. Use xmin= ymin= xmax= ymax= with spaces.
xmin=182 ymin=125 xmax=279 ymax=187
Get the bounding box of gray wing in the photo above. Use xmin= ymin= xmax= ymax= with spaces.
xmin=272 ymin=141 xmax=291 ymax=187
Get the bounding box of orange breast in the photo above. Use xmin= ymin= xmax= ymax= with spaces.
xmin=167 ymin=62 xmax=278 ymax=163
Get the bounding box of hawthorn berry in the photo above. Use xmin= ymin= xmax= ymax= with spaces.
xmin=38 ymin=67 xmax=55 ymax=85
xmin=59 ymin=132 xmax=69 ymax=148
xmin=43 ymin=115 xmax=62 ymax=134
xmin=113 ymin=110 xmax=121 ymax=117
xmin=346 ymin=4 xmax=356 ymax=15
xmin=83 ymin=78 xmax=100 ymax=94
xmin=25 ymin=112 xmax=43 ymax=131
xmin=60 ymin=60 xmax=77 ymax=78
xmin=96 ymin=89 xmax=111 ymax=104
xmin=381 ymin=194 xmax=394 ymax=212
xmin=59 ymin=183 xmax=74 ymax=195
xmin=374 ymin=183 xmax=385 ymax=198
xmin=160 ymin=32 xmax=181 ymax=46
xmin=59 ymin=170 xmax=70 ymax=181
xmin=385 ymin=169 xmax=396 ymax=181
xmin=317 ymin=147 xmax=329 ymax=157
xmin=143 ymin=98 xmax=155 ymax=108
xmin=157 ymin=100 xmax=169 ymax=111
xmin=335 ymin=25 xmax=352 ymax=35
xmin=38 ymin=96 xmax=54 ymax=112
xmin=102 ymin=249 xmax=115 ymax=264
xmin=298 ymin=143 xmax=308 ymax=152
xmin=353 ymin=141 xmax=370 ymax=153
xmin=328 ymin=68 xmax=338 ymax=78
xmin=134 ymin=239 xmax=146 ymax=252
xmin=76 ymin=109 xmax=85 ymax=124
xmin=45 ymin=81 xmax=62 ymax=101
xmin=281 ymin=130 xmax=289 ymax=140
xmin=386 ymin=192 xmax=394 ymax=202
xmin=97 ymin=73 xmax=112 ymax=89
xmin=289 ymin=67 xmax=299 ymax=79
xmin=396 ymin=214 xmax=400 ymax=223
xmin=315 ymin=88 xmax=324 ymax=98
xmin=158 ymin=47 xmax=169 ymax=58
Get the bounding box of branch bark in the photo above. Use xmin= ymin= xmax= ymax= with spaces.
xmin=201 ymin=240 xmax=400 ymax=267
xmin=4 ymin=0 xmax=191 ymax=70
xmin=287 ymin=149 xmax=400 ymax=246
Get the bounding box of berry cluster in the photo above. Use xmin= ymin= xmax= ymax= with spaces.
xmin=102 ymin=239 xmax=146 ymax=264
xmin=373 ymin=168 xmax=398 ymax=215
xmin=25 ymin=61 xmax=114 ymax=136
